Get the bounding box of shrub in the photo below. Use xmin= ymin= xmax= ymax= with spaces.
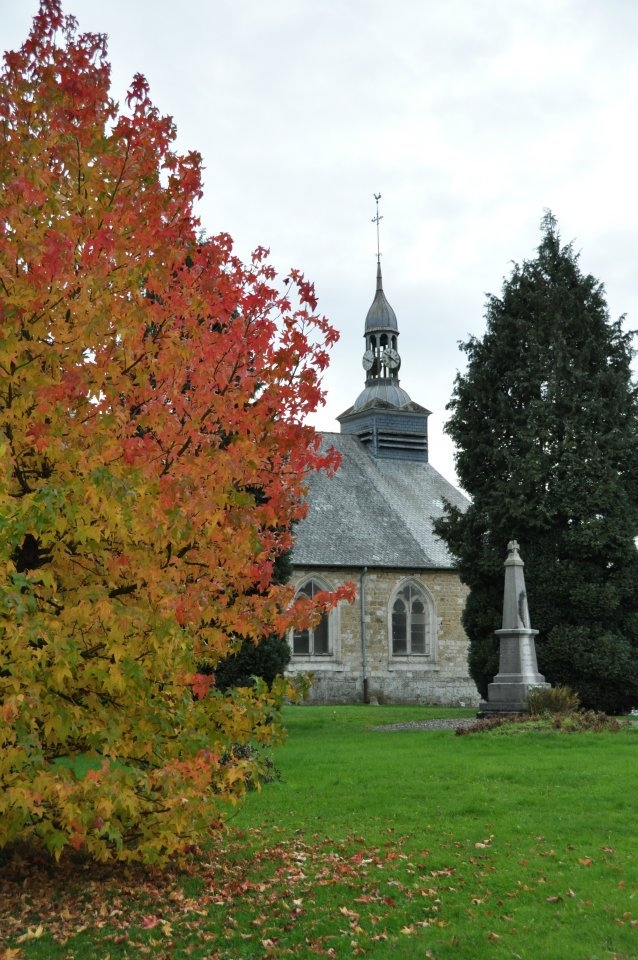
xmin=213 ymin=635 xmax=292 ymax=692
xmin=551 ymin=711 xmax=627 ymax=733
xmin=456 ymin=709 xmax=629 ymax=736
xmin=527 ymin=684 xmax=580 ymax=715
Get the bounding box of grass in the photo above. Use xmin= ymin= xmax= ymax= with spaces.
xmin=1 ymin=704 xmax=637 ymax=960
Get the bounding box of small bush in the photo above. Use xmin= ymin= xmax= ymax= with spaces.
xmin=550 ymin=710 xmax=627 ymax=733
xmin=527 ymin=684 xmax=580 ymax=715
xmin=455 ymin=716 xmax=523 ymax=736
xmin=456 ymin=709 xmax=629 ymax=736
xmin=206 ymin=635 xmax=292 ymax=692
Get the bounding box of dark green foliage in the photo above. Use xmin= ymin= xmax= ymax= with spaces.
xmin=214 ymin=633 xmax=291 ymax=692
xmin=213 ymin=547 xmax=293 ymax=691
xmin=435 ymin=212 xmax=638 ymax=712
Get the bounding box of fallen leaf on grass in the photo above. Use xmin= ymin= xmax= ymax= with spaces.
xmin=475 ymin=835 xmax=494 ymax=849
xmin=16 ymin=926 xmax=44 ymax=943
xmin=339 ymin=907 xmax=358 ymax=917
xmin=614 ymin=912 xmax=637 ymax=926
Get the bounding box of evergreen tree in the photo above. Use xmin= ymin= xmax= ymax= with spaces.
xmin=435 ymin=213 xmax=638 ymax=713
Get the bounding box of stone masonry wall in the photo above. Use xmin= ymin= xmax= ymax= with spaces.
xmin=287 ymin=566 xmax=479 ymax=707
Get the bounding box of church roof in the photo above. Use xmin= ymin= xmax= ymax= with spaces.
xmin=349 ymin=380 xmax=416 ymax=413
xmin=292 ymin=432 xmax=469 ymax=570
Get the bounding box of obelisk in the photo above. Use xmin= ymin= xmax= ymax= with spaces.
xmin=480 ymin=540 xmax=550 ymax=715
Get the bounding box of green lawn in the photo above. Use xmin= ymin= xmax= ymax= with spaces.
xmin=1 ymin=705 xmax=637 ymax=960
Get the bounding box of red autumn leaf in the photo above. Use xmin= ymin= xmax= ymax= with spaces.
xmin=191 ymin=673 xmax=214 ymax=700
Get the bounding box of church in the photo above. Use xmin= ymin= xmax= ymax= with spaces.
xmin=288 ymin=241 xmax=480 ymax=706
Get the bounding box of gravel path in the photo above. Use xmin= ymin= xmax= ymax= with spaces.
xmin=371 ymin=717 xmax=477 ymax=731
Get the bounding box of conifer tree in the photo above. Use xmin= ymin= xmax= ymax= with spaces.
xmin=435 ymin=213 xmax=638 ymax=713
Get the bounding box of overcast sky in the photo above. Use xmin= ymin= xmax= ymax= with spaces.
xmin=4 ymin=0 xmax=637 ymax=488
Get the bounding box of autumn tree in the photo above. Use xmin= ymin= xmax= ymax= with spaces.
xmin=435 ymin=213 xmax=638 ymax=713
xmin=0 ymin=1 xmax=351 ymax=863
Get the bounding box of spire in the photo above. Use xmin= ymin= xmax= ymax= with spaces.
xmin=364 ymin=194 xmax=398 ymax=336
xmin=337 ymin=195 xmax=430 ymax=462
xmin=372 ymin=192 xmax=382 ymax=265
xmin=352 ymin=194 xmax=412 ymax=409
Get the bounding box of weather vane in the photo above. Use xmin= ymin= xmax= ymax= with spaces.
xmin=372 ymin=193 xmax=382 ymax=263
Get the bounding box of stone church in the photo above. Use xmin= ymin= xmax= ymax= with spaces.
xmin=288 ymin=256 xmax=479 ymax=706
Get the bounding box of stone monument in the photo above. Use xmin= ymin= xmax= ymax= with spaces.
xmin=479 ymin=540 xmax=550 ymax=715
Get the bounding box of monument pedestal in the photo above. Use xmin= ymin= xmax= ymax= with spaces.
xmin=479 ymin=628 xmax=549 ymax=715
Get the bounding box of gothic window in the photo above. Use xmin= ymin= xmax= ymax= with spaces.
xmin=292 ymin=579 xmax=331 ymax=657
xmin=391 ymin=581 xmax=432 ymax=656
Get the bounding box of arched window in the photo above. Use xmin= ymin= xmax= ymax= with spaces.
xmin=391 ymin=581 xmax=432 ymax=656
xmin=292 ymin=579 xmax=331 ymax=656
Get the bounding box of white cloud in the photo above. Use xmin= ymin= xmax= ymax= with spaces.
xmin=3 ymin=0 xmax=637 ymax=486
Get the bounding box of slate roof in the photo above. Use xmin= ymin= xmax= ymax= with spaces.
xmin=292 ymin=432 xmax=469 ymax=570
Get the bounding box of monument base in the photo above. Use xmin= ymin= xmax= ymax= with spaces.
xmin=478 ymin=702 xmax=528 ymax=717
xmin=479 ymin=679 xmax=551 ymax=717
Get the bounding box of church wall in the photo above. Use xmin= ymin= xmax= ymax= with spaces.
xmin=288 ymin=566 xmax=479 ymax=707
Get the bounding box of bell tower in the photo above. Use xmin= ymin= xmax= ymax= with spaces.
xmin=338 ymin=195 xmax=430 ymax=461
xmin=362 ymin=194 xmax=402 ymax=385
